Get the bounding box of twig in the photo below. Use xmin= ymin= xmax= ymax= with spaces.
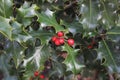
xmin=64 ymin=1 xmax=78 ymax=10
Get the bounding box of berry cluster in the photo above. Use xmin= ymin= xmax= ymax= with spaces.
xmin=34 ymin=71 xmax=45 ymax=79
xmin=51 ymin=31 xmax=74 ymax=46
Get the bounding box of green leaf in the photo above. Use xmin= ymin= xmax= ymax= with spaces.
xmin=99 ymin=0 xmax=118 ymax=28
xmin=80 ymin=0 xmax=118 ymax=29
xmin=0 ymin=0 xmax=13 ymax=18
xmin=49 ymin=54 xmax=65 ymax=77
xmin=80 ymin=0 xmax=99 ymax=29
xmin=23 ymin=45 xmax=50 ymax=79
xmin=0 ymin=16 xmax=12 ymax=40
xmin=18 ymin=3 xmax=38 ymax=18
xmin=29 ymin=30 xmax=54 ymax=44
xmin=61 ymin=20 xmax=83 ymax=35
xmin=0 ymin=54 xmax=18 ymax=80
xmin=5 ymin=41 xmax=25 ymax=69
xmin=17 ymin=2 xmax=38 ymax=26
xmin=11 ymin=21 xmax=32 ymax=44
xmin=97 ymin=40 xmax=119 ymax=73
xmin=23 ymin=60 xmax=36 ymax=80
xmin=34 ymin=45 xmax=50 ymax=65
xmin=37 ymin=11 xmax=64 ymax=32
xmin=107 ymin=26 xmax=120 ymax=41
xmin=12 ymin=42 xmax=25 ymax=69
xmin=63 ymin=44 xmax=85 ymax=74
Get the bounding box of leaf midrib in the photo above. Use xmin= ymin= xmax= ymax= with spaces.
xmin=101 ymin=1 xmax=113 ymax=25
xmin=65 ymin=44 xmax=76 ymax=73
xmin=103 ymin=39 xmax=117 ymax=68
xmin=107 ymin=32 xmax=120 ymax=35
xmin=89 ymin=0 xmax=92 ymax=23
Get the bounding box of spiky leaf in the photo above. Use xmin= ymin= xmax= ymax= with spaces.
xmin=63 ymin=44 xmax=85 ymax=74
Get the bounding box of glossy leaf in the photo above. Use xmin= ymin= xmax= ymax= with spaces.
xmin=0 ymin=16 xmax=12 ymax=40
xmin=63 ymin=44 xmax=85 ymax=74
xmin=99 ymin=0 xmax=118 ymax=27
xmin=97 ymin=40 xmax=119 ymax=73
xmin=61 ymin=20 xmax=83 ymax=35
xmin=11 ymin=21 xmax=32 ymax=44
xmin=23 ymin=45 xmax=50 ymax=79
xmin=0 ymin=54 xmax=18 ymax=80
xmin=107 ymin=27 xmax=120 ymax=42
xmin=80 ymin=0 xmax=99 ymax=29
xmin=29 ymin=30 xmax=54 ymax=44
xmin=17 ymin=2 xmax=38 ymax=27
xmin=37 ymin=11 xmax=64 ymax=32
xmin=0 ymin=0 xmax=13 ymax=18
xmin=33 ymin=45 xmax=50 ymax=66
xmin=5 ymin=41 xmax=25 ymax=68
xmin=23 ymin=60 xmax=36 ymax=80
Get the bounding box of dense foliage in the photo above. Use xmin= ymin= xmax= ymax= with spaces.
xmin=0 ymin=0 xmax=120 ymax=80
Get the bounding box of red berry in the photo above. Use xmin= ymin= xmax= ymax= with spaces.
xmin=55 ymin=39 xmax=61 ymax=46
xmin=52 ymin=36 xmax=57 ymax=42
xmin=59 ymin=38 xmax=64 ymax=44
xmin=57 ymin=31 xmax=64 ymax=37
xmin=40 ymin=74 xmax=45 ymax=79
xmin=87 ymin=45 xmax=93 ymax=49
xmin=34 ymin=71 xmax=39 ymax=77
xmin=67 ymin=39 xmax=74 ymax=46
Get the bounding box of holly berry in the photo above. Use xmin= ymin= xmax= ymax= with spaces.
xmin=67 ymin=39 xmax=74 ymax=46
xmin=59 ymin=38 xmax=64 ymax=44
xmin=51 ymin=36 xmax=57 ymax=42
xmin=40 ymin=74 xmax=45 ymax=79
xmin=55 ymin=39 xmax=61 ymax=46
xmin=57 ymin=31 xmax=64 ymax=37
xmin=34 ymin=71 xmax=39 ymax=77
xmin=87 ymin=45 xmax=93 ymax=49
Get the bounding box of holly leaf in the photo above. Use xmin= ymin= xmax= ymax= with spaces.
xmin=97 ymin=40 xmax=120 ymax=73
xmin=107 ymin=26 xmax=120 ymax=42
xmin=17 ymin=2 xmax=38 ymax=26
xmin=0 ymin=54 xmax=18 ymax=80
xmin=0 ymin=16 xmax=12 ymax=40
xmin=49 ymin=54 xmax=65 ymax=77
xmin=11 ymin=21 xmax=32 ymax=44
xmin=5 ymin=41 xmax=25 ymax=69
xmin=29 ymin=30 xmax=54 ymax=44
xmin=23 ymin=60 xmax=36 ymax=80
xmin=80 ymin=0 xmax=118 ymax=29
xmin=23 ymin=45 xmax=50 ymax=79
xmin=63 ymin=44 xmax=85 ymax=74
xmin=80 ymin=0 xmax=99 ymax=29
xmin=0 ymin=0 xmax=13 ymax=18
xmin=61 ymin=20 xmax=83 ymax=35
xmin=18 ymin=2 xmax=38 ymax=18
xmin=37 ymin=9 xmax=64 ymax=32
xmin=99 ymin=1 xmax=118 ymax=27
xmin=33 ymin=45 xmax=50 ymax=66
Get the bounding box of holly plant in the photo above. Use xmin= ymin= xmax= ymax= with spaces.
xmin=0 ymin=0 xmax=120 ymax=80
